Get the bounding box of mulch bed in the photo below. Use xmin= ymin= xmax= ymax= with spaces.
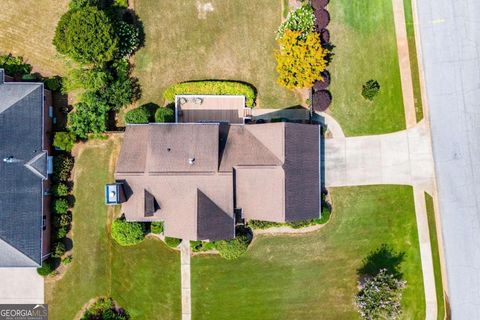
xmin=314 ymin=8 xmax=330 ymax=30
xmin=311 ymin=0 xmax=329 ymax=10
xmin=313 ymin=71 xmax=331 ymax=91
xmin=312 ymin=90 xmax=332 ymax=112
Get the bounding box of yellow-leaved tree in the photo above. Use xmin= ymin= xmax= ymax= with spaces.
xmin=275 ymin=30 xmax=328 ymax=89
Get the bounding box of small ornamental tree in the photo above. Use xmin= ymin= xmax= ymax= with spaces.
xmin=275 ymin=30 xmax=328 ymax=89
xmin=356 ymin=269 xmax=406 ymax=320
xmin=362 ymin=80 xmax=380 ymax=100
xmin=68 ymin=101 xmax=108 ymax=138
xmin=111 ymin=218 xmax=145 ymax=246
xmin=115 ymin=21 xmax=141 ymax=57
xmin=53 ymin=6 xmax=118 ymax=65
xmin=53 ymin=132 xmax=77 ymax=152
xmin=277 ymin=4 xmax=315 ymax=40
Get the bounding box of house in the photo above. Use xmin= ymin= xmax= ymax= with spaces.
xmin=0 ymin=69 xmax=53 ymax=267
xmin=115 ymin=96 xmax=321 ymax=241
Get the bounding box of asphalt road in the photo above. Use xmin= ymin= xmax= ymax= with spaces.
xmin=416 ymin=0 xmax=480 ymax=318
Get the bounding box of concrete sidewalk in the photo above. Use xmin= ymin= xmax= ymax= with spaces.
xmin=180 ymin=241 xmax=191 ymax=320
xmin=0 ymin=268 xmax=44 ymax=304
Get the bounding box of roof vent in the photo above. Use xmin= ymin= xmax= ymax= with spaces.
xmin=3 ymin=156 xmax=18 ymax=163
xmin=188 ymin=157 xmax=196 ymax=165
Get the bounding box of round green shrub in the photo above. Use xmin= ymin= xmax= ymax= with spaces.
xmin=53 ymin=213 xmax=71 ymax=229
xmin=44 ymin=76 xmax=63 ymax=91
xmin=164 ymin=237 xmax=181 ymax=248
xmin=81 ymin=297 xmax=130 ymax=320
xmin=53 ymin=198 xmax=69 ymax=214
xmin=124 ymin=106 xmax=150 ymax=124
xmin=150 ymin=221 xmax=164 ymax=234
xmin=37 ymin=259 xmax=54 ymax=276
xmin=362 ymin=80 xmax=380 ymax=101
xmin=53 ymin=6 xmax=118 ymax=64
xmin=52 ymin=183 xmax=69 ymax=197
xmin=55 ymin=227 xmax=68 ymax=240
xmin=52 ymin=241 xmax=66 ymax=258
xmin=154 ymin=107 xmax=174 ymax=123
xmin=0 ymin=54 xmax=32 ymax=77
xmin=111 ymin=218 xmax=145 ymax=246
xmin=62 ymin=255 xmax=73 ymax=265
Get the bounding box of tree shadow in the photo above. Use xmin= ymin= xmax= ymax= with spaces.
xmin=357 ymin=244 xmax=405 ymax=279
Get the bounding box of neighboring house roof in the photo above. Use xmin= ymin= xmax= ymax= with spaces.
xmin=0 ymin=69 xmax=46 ymax=267
xmin=116 ymin=122 xmax=320 ymax=241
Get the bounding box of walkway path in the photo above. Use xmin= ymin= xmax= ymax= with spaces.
xmin=180 ymin=241 xmax=191 ymax=320
xmin=392 ymin=0 xmax=417 ymax=128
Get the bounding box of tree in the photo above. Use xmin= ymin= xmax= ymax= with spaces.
xmin=68 ymin=100 xmax=108 ymax=138
xmin=0 ymin=54 xmax=32 ymax=77
xmin=124 ymin=106 xmax=150 ymax=124
xmin=115 ymin=21 xmax=141 ymax=57
xmin=111 ymin=218 xmax=145 ymax=246
xmin=53 ymin=132 xmax=77 ymax=152
xmin=53 ymin=6 xmax=118 ymax=65
xmin=362 ymin=80 xmax=380 ymax=101
xmin=356 ymin=269 xmax=406 ymax=320
xmin=99 ymin=77 xmax=136 ymax=110
xmin=275 ymin=30 xmax=328 ymax=89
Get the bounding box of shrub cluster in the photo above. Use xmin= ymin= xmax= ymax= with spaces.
xmin=190 ymin=240 xmax=215 ymax=252
xmin=213 ymin=227 xmax=252 ymax=260
xmin=37 ymin=260 xmax=55 ymax=276
xmin=154 ymin=106 xmax=175 ymax=123
xmin=54 ymin=2 xmax=143 ymax=138
xmin=53 ymin=155 xmax=74 ymax=182
xmin=0 ymin=54 xmax=32 ymax=77
xmin=164 ymin=237 xmax=182 ymax=248
xmin=124 ymin=105 xmax=151 ymax=124
xmin=277 ymin=4 xmax=315 ymax=40
xmin=163 ymin=81 xmax=256 ymax=107
xmin=54 ymin=132 xmax=77 ymax=152
xmin=81 ymin=297 xmax=129 ymax=320
xmin=150 ymin=221 xmax=164 ymax=234
xmin=111 ymin=218 xmax=146 ymax=246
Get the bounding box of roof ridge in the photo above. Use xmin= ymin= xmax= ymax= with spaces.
xmin=0 ymin=83 xmax=40 ymax=115
xmin=24 ymin=151 xmax=47 ymax=180
xmin=0 ymin=235 xmax=39 ymax=267
xmin=243 ymin=127 xmax=283 ymax=164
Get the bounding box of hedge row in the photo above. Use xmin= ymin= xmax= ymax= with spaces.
xmin=249 ymin=206 xmax=331 ymax=230
xmin=163 ymin=81 xmax=256 ymax=107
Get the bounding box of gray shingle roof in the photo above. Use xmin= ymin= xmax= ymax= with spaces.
xmin=0 ymin=70 xmax=46 ymax=267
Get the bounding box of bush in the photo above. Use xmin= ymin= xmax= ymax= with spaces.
xmin=62 ymin=255 xmax=73 ymax=265
xmin=124 ymin=106 xmax=150 ymax=124
xmin=52 ymin=241 xmax=66 ymax=258
xmin=56 ymin=227 xmax=68 ymax=240
xmin=248 ymin=220 xmax=284 ymax=230
xmin=150 ymin=221 xmax=164 ymax=234
xmin=68 ymin=100 xmax=108 ymax=138
xmin=154 ymin=106 xmax=174 ymax=123
xmin=44 ymin=76 xmax=63 ymax=91
xmin=164 ymin=237 xmax=182 ymax=248
xmin=361 ymin=80 xmax=380 ymax=100
xmin=111 ymin=218 xmax=145 ymax=246
xmin=356 ymin=269 xmax=406 ymax=319
xmin=53 ymin=6 xmax=118 ymax=64
xmin=213 ymin=226 xmax=252 ymax=260
xmin=277 ymin=4 xmax=315 ymax=40
xmin=190 ymin=240 xmax=215 ymax=252
xmin=52 ymin=183 xmax=69 ymax=197
xmin=37 ymin=259 xmax=55 ymax=276
xmin=276 ymin=30 xmax=328 ymax=89
xmin=115 ymin=21 xmax=141 ymax=57
xmin=0 ymin=54 xmax=32 ymax=77
xmin=63 ymin=67 xmax=110 ymax=92
xmin=163 ymin=81 xmax=256 ymax=107
xmin=53 ymin=213 xmax=72 ymax=229
xmin=54 ymin=132 xmax=77 ymax=152
xmin=53 ymin=155 xmax=74 ymax=182
xmin=81 ymin=297 xmax=129 ymax=320
xmin=53 ymin=198 xmax=69 ymax=214
xmin=99 ymin=76 xmax=137 ymax=110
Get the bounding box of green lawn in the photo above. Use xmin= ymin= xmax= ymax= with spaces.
xmin=191 ymin=186 xmax=425 ymax=319
xmin=425 ymin=193 xmax=446 ymax=320
xmin=46 ymin=137 xmax=181 ymax=320
xmin=133 ymin=0 xmax=302 ymax=109
xmin=403 ymin=0 xmax=424 ymax=122
xmin=328 ymin=0 xmax=406 ymax=136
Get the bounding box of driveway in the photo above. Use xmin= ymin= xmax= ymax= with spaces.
xmin=324 ymin=120 xmax=435 ymax=192
xmin=416 ymin=0 xmax=480 ymax=317
xmin=0 ymin=268 xmax=44 ymax=304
